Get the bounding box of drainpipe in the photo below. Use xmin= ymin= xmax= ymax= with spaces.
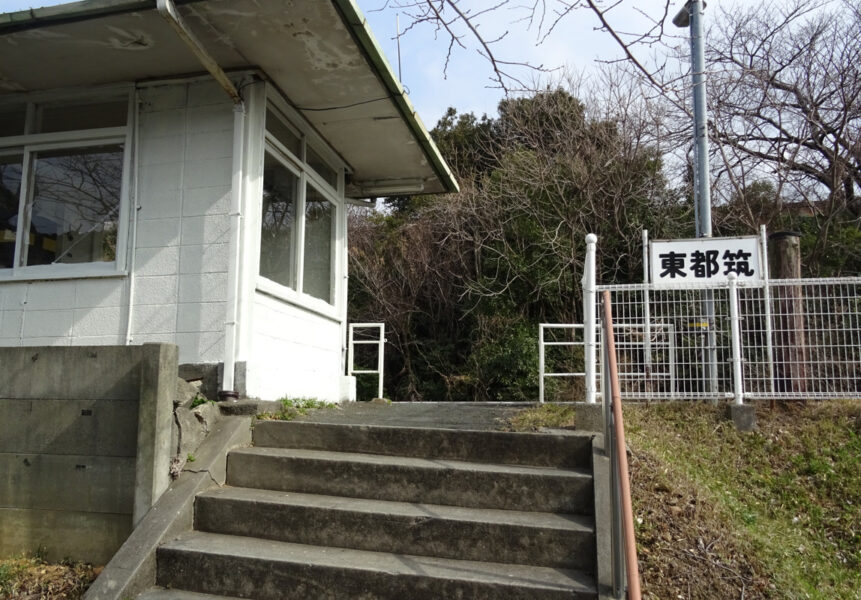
xmin=125 ymin=89 xmax=142 ymax=345
xmin=220 ymin=104 xmax=245 ymax=399
xmin=157 ymin=0 xmax=245 ymax=399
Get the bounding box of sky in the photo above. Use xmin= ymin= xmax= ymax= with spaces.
xmin=0 ymin=0 xmax=741 ymax=128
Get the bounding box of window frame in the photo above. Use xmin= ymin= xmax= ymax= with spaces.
xmin=255 ymin=90 xmax=345 ymax=320
xmin=0 ymin=87 xmax=134 ymax=282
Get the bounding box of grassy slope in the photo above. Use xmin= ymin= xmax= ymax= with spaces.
xmin=509 ymin=401 xmax=861 ymax=600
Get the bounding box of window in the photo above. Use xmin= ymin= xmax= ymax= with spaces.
xmin=302 ymin=185 xmax=334 ymax=303
xmin=0 ymin=93 xmax=130 ymax=277
xmin=260 ymin=153 xmax=298 ymax=288
xmin=259 ymin=103 xmax=342 ymax=308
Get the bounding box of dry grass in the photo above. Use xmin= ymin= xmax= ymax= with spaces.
xmin=0 ymin=555 xmax=99 ymax=599
xmin=503 ymin=403 xmax=575 ymax=430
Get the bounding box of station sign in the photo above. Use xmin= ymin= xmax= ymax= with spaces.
xmin=649 ymin=236 xmax=762 ymax=285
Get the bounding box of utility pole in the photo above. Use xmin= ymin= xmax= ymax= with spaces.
xmin=674 ymin=0 xmax=711 ymax=238
xmin=675 ymin=1 xmax=718 ymax=398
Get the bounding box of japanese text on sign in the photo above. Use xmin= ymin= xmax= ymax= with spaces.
xmin=649 ymin=237 xmax=761 ymax=285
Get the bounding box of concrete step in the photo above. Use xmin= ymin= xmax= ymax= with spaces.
xmin=195 ymin=486 xmax=595 ymax=571
xmin=226 ymin=447 xmax=593 ymax=513
xmin=138 ymin=589 xmax=243 ymax=599
xmin=157 ymin=531 xmax=598 ymax=600
xmin=252 ymin=421 xmax=593 ymax=468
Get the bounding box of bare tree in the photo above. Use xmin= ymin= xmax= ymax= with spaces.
xmin=348 ymin=204 xmax=466 ymax=399
xmin=700 ymin=0 xmax=861 ymax=272
xmin=373 ymin=0 xmax=676 ymax=91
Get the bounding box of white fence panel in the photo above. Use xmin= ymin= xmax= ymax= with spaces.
xmin=592 ymin=278 xmax=861 ymax=402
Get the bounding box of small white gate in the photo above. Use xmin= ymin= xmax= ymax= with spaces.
xmin=347 ymin=323 xmax=386 ymax=399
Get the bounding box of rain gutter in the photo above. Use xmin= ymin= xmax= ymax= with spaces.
xmin=330 ymin=0 xmax=460 ymax=195
xmin=0 ymin=0 xmax=204 ymax=34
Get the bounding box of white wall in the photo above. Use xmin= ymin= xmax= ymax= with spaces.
xmin=247 ymin=292 xmax=343 ymax=402
xmin=130 ymin=80 xmax=232 ymax=364
xmin=0 ymin=278 xmax=126 ymax=347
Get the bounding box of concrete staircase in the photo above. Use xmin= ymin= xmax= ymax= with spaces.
xmin=140 ymin=421 xmax=599 ymax=599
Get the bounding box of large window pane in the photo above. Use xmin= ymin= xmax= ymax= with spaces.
xmin=302 ymin=184 xmax=334 ymax=303
xmin=260 ymin=152 xmax=299 ymax=289
xmin=0 ymin=155 xmax=22 ymax=268
xmin=26 ymin=145 xmax=123 ymax=266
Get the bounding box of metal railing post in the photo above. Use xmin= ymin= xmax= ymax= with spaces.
xmin=377 ymin=323 xmax=386 ymax=399
xmin=669 ymin=324 xmax=677 ymax=400
xmin=642 ymin=230 xmax=653 ymax=395
xmin=583 ymin=234 xmax=598 ymax=404
xmin=347 ymin=323 xmax=355 ymax=380
xmin=539 ymin=324 xmax=546 ymax=403
xmin=728 ymin=273 xmax=744 ymax=404
xmin=760 ymin=225 xmax=775 ymax=394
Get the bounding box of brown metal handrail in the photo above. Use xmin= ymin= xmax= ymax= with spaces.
xmin=602 ymin=290 xmax=642 ymax=600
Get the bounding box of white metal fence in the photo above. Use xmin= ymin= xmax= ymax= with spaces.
xmin=595 ymin=278 xmax=861 ymax=402
xmin=542 ymin=237 xmax=861 ymax=403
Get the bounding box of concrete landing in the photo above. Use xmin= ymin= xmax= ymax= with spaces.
xmin=252 ymin=420 xmax=594 ymax=468
xmin=297 ymin=401 xmax=529 ymax=430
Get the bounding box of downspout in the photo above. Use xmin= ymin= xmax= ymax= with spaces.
xmin=125 ymin=89 xmax=142 ymax=345
xmin=220 ymin=105 xmax=245 ymax=398
xmin=157 ymin=0 xmax=245 ymax=398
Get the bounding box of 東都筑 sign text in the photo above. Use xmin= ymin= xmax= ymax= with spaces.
xmin=649 ymin=236 xmax=761 ymax=285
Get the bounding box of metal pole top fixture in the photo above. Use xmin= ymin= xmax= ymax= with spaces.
xmin=672 ymin=1 xmax=706 ymax=28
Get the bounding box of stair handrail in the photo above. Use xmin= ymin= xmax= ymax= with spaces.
xmin=601 ymin=290 xmax=642 ymax=600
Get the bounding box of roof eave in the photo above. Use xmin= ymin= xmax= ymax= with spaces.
xmin=331 ymin=0 xmax=459 ymax=195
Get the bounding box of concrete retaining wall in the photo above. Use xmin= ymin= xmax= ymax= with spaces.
xmin=0 ymin=344 xmax=176 ymax=564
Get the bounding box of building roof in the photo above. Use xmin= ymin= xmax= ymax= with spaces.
xmin=0 ymin=0 xmax=458 ymax=197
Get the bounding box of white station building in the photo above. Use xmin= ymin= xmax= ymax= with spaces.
xmin=0 ymin=0 xmax=457 ymax=402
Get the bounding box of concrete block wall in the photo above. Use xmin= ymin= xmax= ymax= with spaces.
xmin=0 ymin=279 xmax=127 ymax=347
xmin=248 ymin=292 xmax=343 ymax=402
xmin=0 ymin=80 xmax=232 ymax=368
xmin=132 ymin=80 xmax=232 ymax=365
xmin=0 ymin=344 xmax=177 ymax=565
